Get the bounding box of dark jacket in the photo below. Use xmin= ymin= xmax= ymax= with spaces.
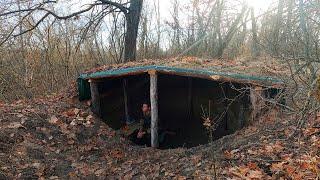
xmin=140 ymin=112 xmax=151 ymax=132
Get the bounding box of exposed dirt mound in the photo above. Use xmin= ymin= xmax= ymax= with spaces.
xmin=0 ymin=93 xmax=319 ymax=179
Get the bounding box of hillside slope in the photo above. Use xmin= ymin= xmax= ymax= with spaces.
xmin=0 ymin=88 xmax=319 ymax=179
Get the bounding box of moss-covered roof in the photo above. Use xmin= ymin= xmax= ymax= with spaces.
xmin=79 ymin=57 xmax=286 ymax=87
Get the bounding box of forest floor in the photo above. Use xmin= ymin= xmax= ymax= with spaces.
xmin=0 ymin=86 xmax=319 ymax=179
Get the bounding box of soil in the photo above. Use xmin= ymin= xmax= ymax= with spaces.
xmin=0 ymin=87 xmax=318 ymax=179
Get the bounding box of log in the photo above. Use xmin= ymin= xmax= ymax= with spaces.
xmin=250 ymin=86 xmax=265 ymax=121
xmin=187 ymin=77 xmax=193 ymax=122
xmin=239 ymin=103 xmax=245 ymax=128
xmin=89 ymin=80 xmax=101 ymax=117
xmin=123 ymin=79 xmax=130 ymax=123
xmin=149 ymin=70 xmax=159 ymax=148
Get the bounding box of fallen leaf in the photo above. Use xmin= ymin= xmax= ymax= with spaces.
xmin=271 ymin=162 xmax=286 ymax=172
xmin=110 ymin=149 xmax=124 ymax=159
xmin=67 ymin=140 xmax=74 ymax=145
xmin=95 ymin=169 xmax=105 ymax=176
xmin=238 ymin=166 xmax=250 ymax=176
xmin=79 ymin=111 xmax=89 ymax=117
xmin=17 ymin=113 xmax=24 ymax=118
xmin=68 ymin=172 xmax=77 ymax=177
xmin=285 ymin=165 xmax=295 ymax=174
xmin=230 ymin=149 xmax=240 ymax=154
xmin=247 ymin=170 xmax=264 ymax=179
xmin=247 ymin=162 xmax=258 ymax=170
xmin=49 ymin=176 xmax=59 ymax=180
xmin=224 ymin=150 xmax=233 ymax=159
xmin=32 ymin=162 xmax=41 ymax=168
xmin=49 ymin=116 xmax=59 ymax=124
xmin=70 ymin=120 xmax=77 ymax=126
xmin=177 ymin=175 xmax=187 ymax=180
xmin=65 ymin=108 xmax=80 ymax=117
xmin=8 ymin=122 xmax=24 ymax=129
xmin=247 ymin=149 xmax=257 ymax=155
xmin=86 ymin=115 xmax=93 ymax=121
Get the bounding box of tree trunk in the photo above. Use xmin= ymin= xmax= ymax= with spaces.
xmin=172 ymin=0 xmax=181 ymax=53
xmin=299 ymin=0 xmax=315 ymax=78
xmin=251 ymin=8 xmax=260 ymax=57
xmin=286 ymin=0 xmax=294 ymax=44
xmin=123 ymin=0 xmax=143 ymax=63
xmin=215 ymin=0 xmax=223 ymax=57
xmin=216 ymin=6 xmax=247 ymax=58
xmin=139 ymin=15 xmax=148 ymax=59
xmin=156 ymin=0 xmax=161 ymax=57
xmin=272 ymin=0 xmax=284 ymax=56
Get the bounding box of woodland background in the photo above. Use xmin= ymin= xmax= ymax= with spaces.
xmin=0 ymin=0 xmax=319 ymax=103
xmin=0 ymin=1 xmax=319 ymax=178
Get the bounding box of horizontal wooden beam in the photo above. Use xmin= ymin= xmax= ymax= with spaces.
xmin=148 ymin=70 xmax=157 ymax=75
xmin=88 ymin=78 xmax=105 ymax=83
xmin=85 ymin=69 xmax=282 ymax=88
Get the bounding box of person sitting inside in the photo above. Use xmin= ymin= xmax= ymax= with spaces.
xmin=127 ymin=102 xmax=176 ymax=147
xmin=128 ymin=102 xmax=152 ymax=146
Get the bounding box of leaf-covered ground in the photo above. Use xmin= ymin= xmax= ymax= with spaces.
xmin=0 ymin=89 xmax=319 ymax=179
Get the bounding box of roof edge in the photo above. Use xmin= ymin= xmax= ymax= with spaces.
xmin=79 ymin=65 xmax=283 ymax=87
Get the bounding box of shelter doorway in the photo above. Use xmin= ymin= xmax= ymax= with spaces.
xmin=96 ymin=73 xmax=251 ymax=149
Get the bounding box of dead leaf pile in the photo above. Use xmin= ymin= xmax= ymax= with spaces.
xmin=0 ymin=93 xmax=319 ymax=179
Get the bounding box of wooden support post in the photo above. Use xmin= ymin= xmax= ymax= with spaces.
xmin=123 ymin=79 xmax=130 ymax=124
xmin=239 ymin=103 xmax=245 ymax=128
xmin=187 ymin=77 xmax=193 ymax=122
xmin=250 ymin=86 xmax=265 ymax=121
xmin=89 ymin=79 xmax=101 ymax=117
xmin=149 ymin=70 xmax=159 ymax=148
xmin=223 ymin=84 xmax=229 ymax=131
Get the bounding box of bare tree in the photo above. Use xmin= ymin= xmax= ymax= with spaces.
xmin=250 ymin=8 xmax=260 ymax=57
xmin=0 ymin=0 xmax=143 ymax=62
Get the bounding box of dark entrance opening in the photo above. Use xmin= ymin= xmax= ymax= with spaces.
xmin=97 ymin=73 xmax=252 ymax=149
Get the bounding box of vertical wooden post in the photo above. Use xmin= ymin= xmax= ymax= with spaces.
xmin=123 ymin=79 xmax=130 ymax=123
xmin=185 ymin=77 xmax=193 ymax=138
xmin=187 ymin=77 xmax=193 ymax=121
xmin=89 ymin=79 xmax=101 ymax=117
xmin=149 ymin=70 xmax=159 ymax=148
xmin=223 ymin=84 xmax=229 ymax=131
xmin=238 ymin=103 xmax=245 ymax=128
xmin=250 ymin=86 xmax=265 ymax=121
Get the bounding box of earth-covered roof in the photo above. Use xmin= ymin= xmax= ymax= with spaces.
xmin=79 ymin=57 xmax=286 ymax=86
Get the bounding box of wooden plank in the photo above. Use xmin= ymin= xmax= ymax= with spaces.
xmin=90 ymin=81 xmax=101 ymax=117
xmin=85 ymin=69 xmax=283 ymax=88
xmin=149 ymin=71 xmax=159 ymax=148
xmin=88 ymin=79 xmax=104 ymax=83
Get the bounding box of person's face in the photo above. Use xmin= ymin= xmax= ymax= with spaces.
xmin=142 ymin=104 xmax=150 ymax=113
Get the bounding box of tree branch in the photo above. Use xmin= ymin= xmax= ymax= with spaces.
xmin=99 ymin=0 xmax=129 ymax=14
xmin=0 ymin=1 xmax=55 ymax=17
xmin=37 ymin=4 xmax=97 ymax=20
xmin=13 ymin=13 xmax=50 ymax=37
xmin=0 ymin=1 xmax=129 ymax=46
